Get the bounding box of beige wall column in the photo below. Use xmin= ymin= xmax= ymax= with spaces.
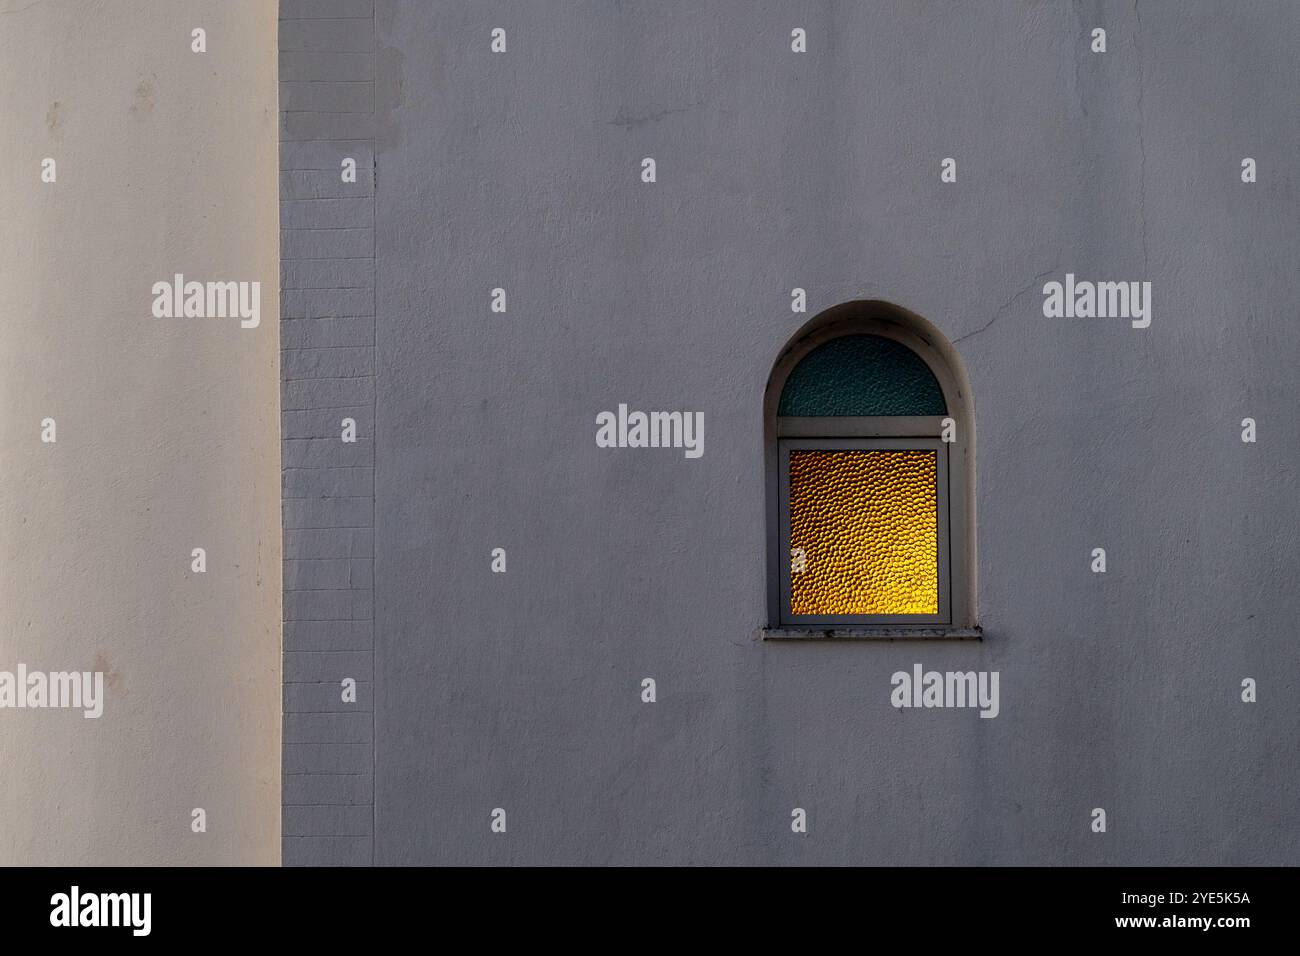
xmin=0 ymin=1 xmax=281 ymax=864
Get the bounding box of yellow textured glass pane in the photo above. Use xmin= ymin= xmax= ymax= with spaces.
xmin=790 ymin=450 xmax=937 ymax=615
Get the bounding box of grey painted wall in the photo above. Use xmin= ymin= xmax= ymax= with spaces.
xmin=287 ymin=1 xmax=1300 ymax=864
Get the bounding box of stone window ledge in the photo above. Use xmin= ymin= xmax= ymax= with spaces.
xmin=761 ymin=626 xmax=983 ymax=642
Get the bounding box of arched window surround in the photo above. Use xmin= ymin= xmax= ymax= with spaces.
xmin=763 ymin=301 xmax=979 ymax=638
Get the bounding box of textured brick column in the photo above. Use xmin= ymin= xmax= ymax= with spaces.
xmin=278 ymin=0 xmax=376 ymax=867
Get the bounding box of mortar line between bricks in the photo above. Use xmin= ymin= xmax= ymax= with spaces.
xmin=282 ymin=322 xmax=376 ymax=328
xmin=283 ymin=494 xmax=375 ymax=499
xmin=281 ymin=231 xmax=374 ymax=238
xmin=282 ymin=344 xmax=376 ymax=351
xmin=283 ymin=258 xmax=372 ymax=267
xmin=284 ymin=744 xmax=371 ymax=749
xmin=282 ymin=528 xmax=374 ymax=535
xmin=283 ymin=58 xmax=376 ymax=68
xmin=277 ymin=52 xmax=375 ymax=60
xmin=279 ymin=832 xmax=371 ymax=842
xmin=280 ymin=88 xmax=375 ymax=94
xmin=282 ymin=413 xmax=372 ymax=420
xmin=287 ymin=494 xmax=379 ymax=502
xmin=282 ymin=376 xmax=375 ymax=385
xmin=284 ymin=654 xmax=373 ymax=658
xmin=284 ymin=586 xmax=374 ymax=593
xmin=281 ymin=227 xmax=374 ymax=232
xmin=285 ymin=649 xmax=374 ymax=653
xmin=283 ymin=771 xmax=370 ymax=776
xmin=284 ymin=644 xmax=374 ymax=649
xmin=281 ymin=401 xmax=375 ymax=408
xmin=282 ymin=494 xmax=374 ymax=499
xmin=280 ymin=382 xmax=374 ymax=390
xmin=284 ymin=616 xmax=370 ymax=622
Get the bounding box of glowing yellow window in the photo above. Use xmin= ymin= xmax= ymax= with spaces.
xmin=790 ymin=448 xmax=937 ymax=614
xmin=767 ymin=326 xmax=973 ymax=634
xmin=780 ymin=438 xmax=949 ymax=624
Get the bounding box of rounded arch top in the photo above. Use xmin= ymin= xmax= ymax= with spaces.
xmin=765 ymin=299 xmax=973 ymax=428
xmin=777 ymin=334 xmax=947 ymax=417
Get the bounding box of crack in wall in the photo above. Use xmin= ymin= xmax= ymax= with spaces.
xmin=953 ymin=268 xmax=1058 ymax=345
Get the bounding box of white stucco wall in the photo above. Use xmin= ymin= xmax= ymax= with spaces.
xmin=0 ymin=0 xmax=280 ymax=864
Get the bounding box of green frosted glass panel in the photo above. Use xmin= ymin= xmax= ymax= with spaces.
xmin=778 ymin=335 xmax=947 ymax=416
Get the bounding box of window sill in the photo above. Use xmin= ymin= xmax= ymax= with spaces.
xmin=761 ymin=626 xmax=983 ymax=642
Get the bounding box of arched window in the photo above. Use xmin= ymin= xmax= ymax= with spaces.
xmin=764 ymin=303 xmax=978 ymax=638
